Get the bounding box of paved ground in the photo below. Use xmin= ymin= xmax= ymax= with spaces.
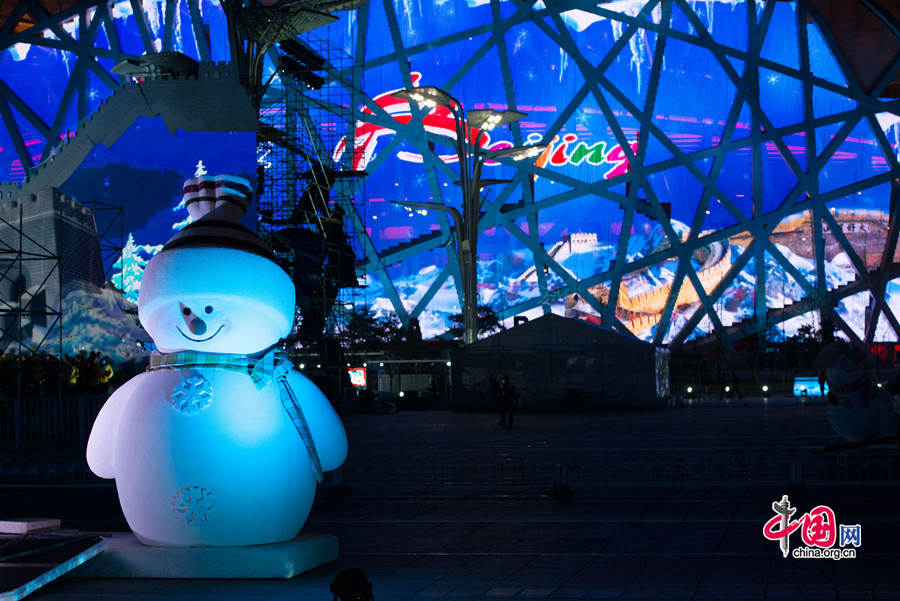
xmin=6 ymin=396 xmax=900 ymax=600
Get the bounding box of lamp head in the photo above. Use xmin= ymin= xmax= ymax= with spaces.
xmin=486 ymin=143 xmax=548 ymax=162
xmin=394 ymin=85 xmax=455 ymax=110
xmin=468 ymin=109 xmax=527 ymax=131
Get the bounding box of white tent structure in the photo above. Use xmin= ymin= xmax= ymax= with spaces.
xmin=450 ymin=314 xmax=669 ymax=410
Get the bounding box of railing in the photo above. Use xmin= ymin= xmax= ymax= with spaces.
xmin=2 ymin=446 xmax=896 ymax=487
xmin=0 ymin=455 xmax=97 ymax=485
xmin=335 ymin=451 xmax=900 ymax=487
xmin=0 ymin=394 xmax=105 ymax=447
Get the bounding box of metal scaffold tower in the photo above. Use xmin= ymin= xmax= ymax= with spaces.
xmin=0 ymin=204 xmax=63 ymax=356
xmin=257 ymin=32 xmax=367 ymax=356
xmin=0 ymin=198 xmax=63 ymax=448
xmin=85 ymin=199 xmax=125 ymax=283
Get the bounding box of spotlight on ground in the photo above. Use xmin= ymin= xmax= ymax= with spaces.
xmin=331 ymin=568 xmax=373 ymax=601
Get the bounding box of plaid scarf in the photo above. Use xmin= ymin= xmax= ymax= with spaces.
xmin=147 ymin=348 xmax=323 ymax=481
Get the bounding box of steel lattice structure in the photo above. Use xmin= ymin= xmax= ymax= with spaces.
xmin=330 ymin=0 xmax=900 ymax=347
xmin=3 ymin=0 xmax=900 ymax=348
xmin=0 ymin=0 xmax=226 ymax=177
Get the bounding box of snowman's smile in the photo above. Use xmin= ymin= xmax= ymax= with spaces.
xmin=177 ymin=324 xmax=225 ymax=342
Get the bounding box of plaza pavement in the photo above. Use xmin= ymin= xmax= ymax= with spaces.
xmin=14 ymin=397 xmax=900 ymax=600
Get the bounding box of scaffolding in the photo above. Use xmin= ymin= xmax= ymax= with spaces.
xmin=0 ymin=197 xmax=63 ymax=449
xmin=257 ymin=32 xmax=367 ymax=367
xmin=84 ymin=197 xmax=135 ymax=328
xmin=85 ymin=198 xmax=125 ymax=284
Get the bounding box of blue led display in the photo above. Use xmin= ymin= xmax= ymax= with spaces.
xmin=2 ymin=0 xmax=899 ymax=346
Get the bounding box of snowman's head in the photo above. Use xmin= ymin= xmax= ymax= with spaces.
xmin=138 ymin=174 xmax=294 ymax=355
xmin=138 ymin=246 xmax=295 ymax=355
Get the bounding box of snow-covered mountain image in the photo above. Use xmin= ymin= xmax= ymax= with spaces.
xmin=6 ymin=282 xmax=151 ymax=365
xmin=358 ymin=215 xmax=900 ymax=342
xmin=111 ymin=234 xmax=164 ymax=305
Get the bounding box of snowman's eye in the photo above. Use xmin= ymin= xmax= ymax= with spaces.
xmin=204 ymin=305 xmax=214 ymax=314
xmin=182 ymin=307 xmax=191 ymax=316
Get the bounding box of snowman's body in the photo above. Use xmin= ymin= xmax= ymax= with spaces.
xmin=819 ymin=342 xmax=898 ymax=443
xmin=87 ymin=181 xmax=347 ymax=547
xmin=89 ymin=366 xmax=341 ymax=546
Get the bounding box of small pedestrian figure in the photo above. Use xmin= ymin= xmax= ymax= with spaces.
xmin=716 ymin=361 xmax=724 ymax=400
xmin=489 ymin=374 xmax=502 ymax=410
xmin=730 ymin=369 xmax=744 ymax=401
xmin=498 ymin=375 xmax=518 ymax=429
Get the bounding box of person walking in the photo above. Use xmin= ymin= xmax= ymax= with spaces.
xmin=498 ymin=375 xmax=518 ymax=429
xmin=730 ymin=368 xmax=744 ymax=401
xmin=490 ymin=374 xmax=502 ymax=425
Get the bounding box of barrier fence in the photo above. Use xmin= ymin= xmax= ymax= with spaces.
xmin=0 ymin=395 xmax=896 ymax=486
xmin=1 ymin=454 xmax=897 ymax=486
xmin=0 ymin=394 xmax=104 ymax=447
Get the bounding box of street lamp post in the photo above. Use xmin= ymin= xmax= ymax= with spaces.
xmin=392 ymin=86 xmax=545 ymax=344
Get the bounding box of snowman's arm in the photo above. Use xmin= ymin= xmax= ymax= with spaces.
xmin=86 ymin=374 xmax=143 ymax=479
xmin=284 ymin=370 xmax=348 ymax=472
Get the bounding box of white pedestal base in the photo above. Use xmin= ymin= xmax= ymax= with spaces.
xmin=0 ymin=518 xmax=61 ymax=534
xmin=69 ymin=532 xmax=338 ymax=579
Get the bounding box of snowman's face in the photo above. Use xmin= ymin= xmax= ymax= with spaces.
xmin=139 ymin=247 xmax=295 ymax=355
xmin=148 ymin=295 xmax=287 ymax=354
xmin=178 ymin=302 xmax=225 ymax=343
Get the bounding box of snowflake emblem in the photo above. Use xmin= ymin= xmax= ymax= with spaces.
xmin=170 ymin=372 xmax=212 ymax=414
xmin=172 ymin=486 xmax=216 ymax=525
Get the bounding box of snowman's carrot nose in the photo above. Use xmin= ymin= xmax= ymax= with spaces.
xmin=179 ymin=303 xmax=208 ymax=336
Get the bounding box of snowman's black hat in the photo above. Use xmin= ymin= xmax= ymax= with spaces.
xmin=161 ymin=174 xmax=276 ymax=261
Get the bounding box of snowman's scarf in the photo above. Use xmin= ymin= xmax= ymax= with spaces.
xmin=148 ymin=348 xmax=324 ymax=481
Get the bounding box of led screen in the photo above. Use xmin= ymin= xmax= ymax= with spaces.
xmin=60 ymin=119 xmax=257 ymax=300
xmin=0 ymin=1 xmax=252 ymax=360
xmin=311 ymin=0 xmax=900 ymax=344
xmin=0 ymin=0 xmax=231 ymax=185
xmin=793 ymin=376 xmax=829 ymax=397
xmin=2 ymin=0 xmax=900 ymax=352
xmin=348 ymin=367 xmax=367 ymax=387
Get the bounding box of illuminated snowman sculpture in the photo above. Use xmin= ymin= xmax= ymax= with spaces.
xmin=87 ymin=174 xmax=347 ymax=547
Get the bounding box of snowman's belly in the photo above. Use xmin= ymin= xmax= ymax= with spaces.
xmin=115 ymin=368 xmax=313 ymax=546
